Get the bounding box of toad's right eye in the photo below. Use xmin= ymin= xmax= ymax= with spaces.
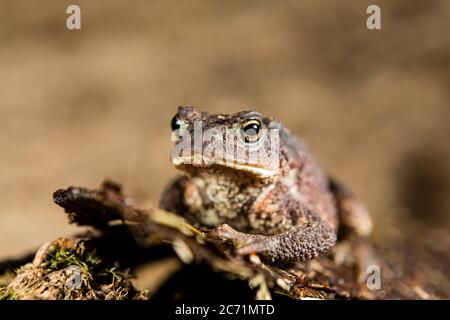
xmin=171 ymin=116 xmax=183 ymax=131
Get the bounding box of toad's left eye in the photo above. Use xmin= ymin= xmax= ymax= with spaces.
xmin=171 ymin=116 xmax=183 ymax=131
xmin=240 ymin=119 xmax=261 ymax=143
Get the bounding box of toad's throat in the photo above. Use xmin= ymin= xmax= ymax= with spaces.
xmin=171 ymin=155 xmax=278 ymax=179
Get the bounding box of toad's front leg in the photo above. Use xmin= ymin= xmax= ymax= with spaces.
xmin=210 ymin=216 xmax=337 ymax=263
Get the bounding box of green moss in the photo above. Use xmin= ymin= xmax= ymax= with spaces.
xmin=0 ymin=270 xmax=16 ymax=287
xmin=44 ymin=244 xmax=100 ymax=274
xmin=0 ymin=287 xmax=20 ymax=300
xmin=1 ymin=240 xmax=148 ymax=300
xmin=105 ymin=267 xmax=123 ymax=285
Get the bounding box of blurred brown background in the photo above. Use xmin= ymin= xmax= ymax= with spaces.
xmin=0 ymin=0 xmax=449 ymax=268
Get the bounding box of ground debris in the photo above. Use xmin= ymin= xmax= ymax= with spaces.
xmin=1 ymin=237 xmax=149 ymax=300
xmin=1 ymin=180 xmax=448 ymax=300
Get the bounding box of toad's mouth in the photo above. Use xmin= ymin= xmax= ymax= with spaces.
xmin=171 ymin=155 xmax=278 ymax=179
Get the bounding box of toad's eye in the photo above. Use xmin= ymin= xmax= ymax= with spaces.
xmin=171 ymin=116 xmax=183 ymax=131
xmin=240 ymin=119 xmax=261 ymax=143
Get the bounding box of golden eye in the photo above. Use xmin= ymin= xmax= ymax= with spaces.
xmin=240 ymin=119 xmax=261 ymax=143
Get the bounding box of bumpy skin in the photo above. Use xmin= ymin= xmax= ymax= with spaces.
xmin=160 ymin=106 xmax=372 ymax=263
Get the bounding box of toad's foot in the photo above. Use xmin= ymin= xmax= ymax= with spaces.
xmin=209 ymin=224 xmax=266 ymax=254
xmin=210 ymin=220 xmax=336 ymax=263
